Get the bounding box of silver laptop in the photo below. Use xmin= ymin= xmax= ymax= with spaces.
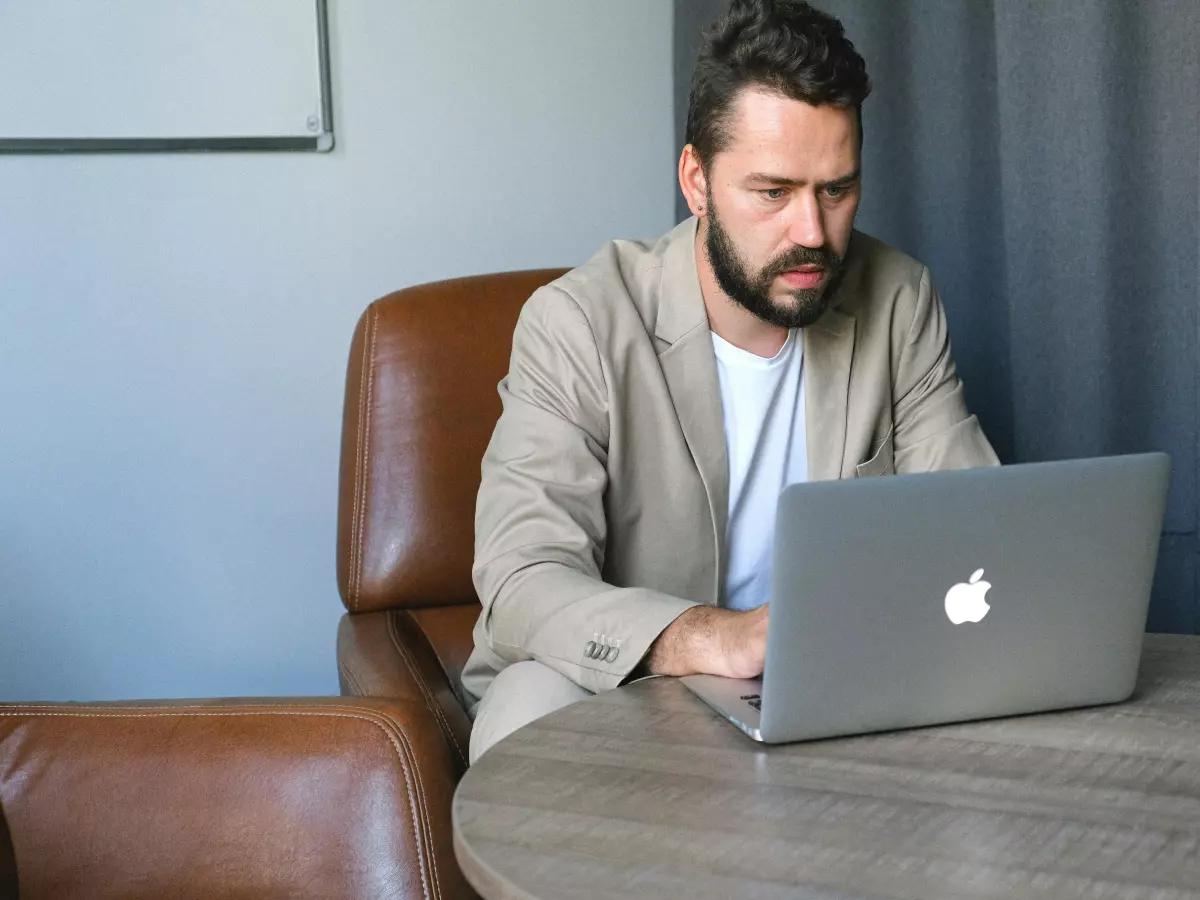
xmin=682 ymin=453 xmax=1171 ymax=743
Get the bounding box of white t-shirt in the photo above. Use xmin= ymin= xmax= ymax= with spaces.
xmin=711 ymin=329 xmax=808 ymax=611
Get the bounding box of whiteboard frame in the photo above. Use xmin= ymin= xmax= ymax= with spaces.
xmin=0 ymin=0 xmax=335 ymax=154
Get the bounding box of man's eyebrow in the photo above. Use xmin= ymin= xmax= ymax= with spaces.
xmin=745 ymin=169 xmax=861 ymax=188
xmin=821 ymin=169 xmax=862 ymax=188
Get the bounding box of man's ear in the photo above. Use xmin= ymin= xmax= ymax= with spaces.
xmin=678 ymin=144 xmax=710 ymax=219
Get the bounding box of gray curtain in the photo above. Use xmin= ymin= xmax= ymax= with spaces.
xmin=674 ymin=0 xmax=1199 ymax=632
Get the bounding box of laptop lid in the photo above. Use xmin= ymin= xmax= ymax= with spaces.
xmin=758 ymin=453 xmax=1171 ymax=743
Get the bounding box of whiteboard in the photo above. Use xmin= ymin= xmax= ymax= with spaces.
xmin=0 ymin=0 xmax=333 ymax=152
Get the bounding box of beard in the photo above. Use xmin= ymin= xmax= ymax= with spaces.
xmin=704 ymin=195 xmax=846 ymax=329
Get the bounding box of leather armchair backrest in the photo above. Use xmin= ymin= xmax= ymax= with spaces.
xmin=337 ymin=270 xmax=567 ymax=615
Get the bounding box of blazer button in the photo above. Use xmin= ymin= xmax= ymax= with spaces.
xmin=585 ymin=641 xmax=597 ymax=658
xmin=604 ymin=646 xmax=619 ymax=663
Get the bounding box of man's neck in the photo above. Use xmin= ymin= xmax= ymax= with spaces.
xmin=694 ymin=223 xmax=790 ymax=359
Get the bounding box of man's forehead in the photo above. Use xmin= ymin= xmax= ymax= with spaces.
xmin=720 ymin=87 xmax=859 ymax=165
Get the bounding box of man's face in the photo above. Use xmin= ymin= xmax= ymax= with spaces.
xmin=702 ymin=88 xmax=862 ymax=329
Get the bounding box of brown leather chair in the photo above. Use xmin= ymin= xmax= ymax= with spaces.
xmin=334 ymin=270 xmax=567 ymax=895
xmin=0 ymin=270 xmax=564 ymax=900
xmin=0 ymin=696 xmax=470 ymax=900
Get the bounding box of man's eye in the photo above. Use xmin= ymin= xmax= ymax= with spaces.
xmin=825 ymin=184 xmax=848 ymax=198
xmin=760 ymin=188 xmax=787 ymax=201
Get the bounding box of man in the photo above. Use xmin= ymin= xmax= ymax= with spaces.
xmin=462 ymin=0 xmax=998 ymax=763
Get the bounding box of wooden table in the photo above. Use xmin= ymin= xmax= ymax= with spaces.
xmin=453 ymin=634 xmax=1200 ymax=900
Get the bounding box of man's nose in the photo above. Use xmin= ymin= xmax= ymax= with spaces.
xmin=786 ymin=193 xmax=826 ymax=249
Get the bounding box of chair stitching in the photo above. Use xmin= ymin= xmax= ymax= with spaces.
xmin=372 ymin=711 xmax=444 ymax=900
xmin=387 ymin=612 xmax=467 ymax=767
xmin=352 ymin=305 xmax=378 ymax=613
xmin=0 ymin=708 xmax=434 ymax=900
xmin=410 ymin=613 xmax=471 ymax=712
xmin=386 ymin=614 xmax=460 ymax=763
xmin=339 ymin=661 xmax=368 ymax=696
xmin=401 ymin=725 xmax=444 ymax=900
xmin=348 ymin=310 xmax=369 ymax=612
xmin=393 ymin=721 xmax=442 ymax=900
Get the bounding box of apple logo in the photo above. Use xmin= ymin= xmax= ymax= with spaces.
xmin=944 ymin=568 xmax=992 ymax=624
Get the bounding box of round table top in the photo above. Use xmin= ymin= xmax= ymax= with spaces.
xmin=453 ymin=634 xmax=1200 ymax=900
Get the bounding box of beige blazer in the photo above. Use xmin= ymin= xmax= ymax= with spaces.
xmin=461 ymin=218 xmax=998 ymax=706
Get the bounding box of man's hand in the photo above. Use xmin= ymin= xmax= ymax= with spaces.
xmin=643 ymin=604 xmax=769 ymax=679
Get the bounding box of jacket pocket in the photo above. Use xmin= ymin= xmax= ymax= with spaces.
xmin=855 ymin=426 xmax=895 ymax=478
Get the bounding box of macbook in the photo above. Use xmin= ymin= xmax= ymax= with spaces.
xmin=681 ymin=453 xmax=1171 ymax=743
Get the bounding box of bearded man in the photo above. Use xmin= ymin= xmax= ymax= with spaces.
xmin=462 ymin=0 xmax=999 ymax=763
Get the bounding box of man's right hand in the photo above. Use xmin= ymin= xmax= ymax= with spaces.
xmin=643 ymin=604 xmax=769 ymax=679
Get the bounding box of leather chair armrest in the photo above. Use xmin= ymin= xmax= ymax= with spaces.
xmin=338 ymin=610 xmax=473 ymax=773
xmin=0 ymin=697 xmax=478 ymax=900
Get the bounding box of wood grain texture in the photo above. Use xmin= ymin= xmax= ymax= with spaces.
xmin=453 ymin=634 xmax=1200 ymax=900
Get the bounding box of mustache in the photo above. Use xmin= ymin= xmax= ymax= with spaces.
xmin=759 ymin=245 xmax=841 ymax=282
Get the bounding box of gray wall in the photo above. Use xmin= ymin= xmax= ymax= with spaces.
xmin=675 ymin=0 xmax=1199 ymax=631
xmin=0 ymin=0 xmax=676 ymax=700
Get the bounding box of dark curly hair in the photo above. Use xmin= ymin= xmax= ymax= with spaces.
xmin=685 ymin=0 xmax=872 ymax=170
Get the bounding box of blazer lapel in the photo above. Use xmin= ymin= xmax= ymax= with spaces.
xmin=656 ymin=220 xmax=727 ymax=604
xmin=803 ymin=308 xmax=855 ymax=481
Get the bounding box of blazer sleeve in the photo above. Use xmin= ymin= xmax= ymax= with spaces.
xmin=472 ymin=286 xmax=699 ymax=693
xmin=892 ymin=268 xmax=1001 ymax=473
